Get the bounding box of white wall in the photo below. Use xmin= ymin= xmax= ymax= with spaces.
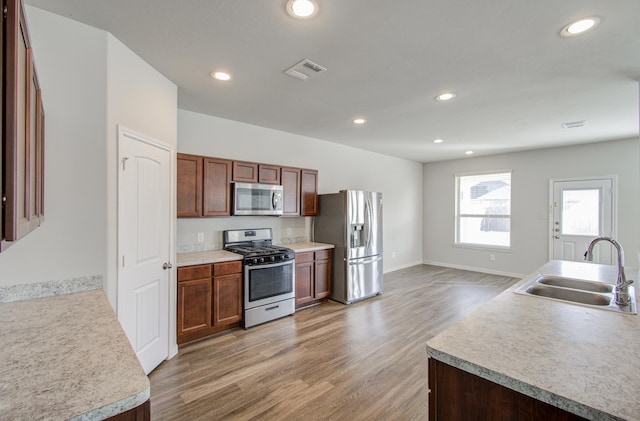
xmin=105 ymin=34 xmax=178 ymax=308
xmin=177 ymin=110 xmax=424 ymax=272
xmin=0 ymin=7 xmax=108 ymax=287
xmin=0 ymin=7 xmax=178 ymax=319
xmin=423 ymin=138 xmax=640 ymax=277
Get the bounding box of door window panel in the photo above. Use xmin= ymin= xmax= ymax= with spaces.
xmin=561 ymin=189 xmax=600 ymax=236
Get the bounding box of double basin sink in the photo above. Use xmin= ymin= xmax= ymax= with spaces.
xmin=514 ymin=274 xmax=637 ymax=314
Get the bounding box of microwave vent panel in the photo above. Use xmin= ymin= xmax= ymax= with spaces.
xmin=284 ymin=59 xmax=327 ymax=81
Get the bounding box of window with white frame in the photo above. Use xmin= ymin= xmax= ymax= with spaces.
xmin=455 ymin=171 xmax=512 ymax=248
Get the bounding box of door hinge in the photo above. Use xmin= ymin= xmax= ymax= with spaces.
xmin=122 ymin=255 xmax=125 ymax=267
xmin=121 ymin=157 xmax=129 ymax=170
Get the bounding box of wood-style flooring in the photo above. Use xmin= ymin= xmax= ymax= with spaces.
xmin=149 ymin=264 xmax=519 ymax=420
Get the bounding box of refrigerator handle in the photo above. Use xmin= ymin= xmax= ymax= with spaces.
xmin=365 ymin=196 xmax=372 ymax=249
xmin=348 ymin=255 xmax=382 ymax=265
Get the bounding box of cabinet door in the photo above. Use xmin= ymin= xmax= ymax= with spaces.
xmin=232 ymin=161 xmax=258 ymax=183
xmin=177 ymin=278 xmax=212 ymax=341
xmin=203 ymin=157 xmax=232 ymax=217
xmin=258 ymin=164 xmax=281 ymax=184
xmin=314 ymin=253 xmax=332 ymax=299
xmin=301 ymin=169 xmax=318 ymax=216
xmin=177 ymin=153 xmax=203 ymax=217
xmin=213 ymin=273 xmax=242 ymax=326
xmin=281 ymin=167 xmax=301 ymax=216
xmin=295 ymin=260 xmax=314 ymax=307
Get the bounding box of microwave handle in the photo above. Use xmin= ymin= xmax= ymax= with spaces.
xmin=272 ymin=191 xmax=280 ymax=209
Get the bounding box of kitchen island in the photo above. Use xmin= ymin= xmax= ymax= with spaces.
xmin=426 ymin=260 xmax=640 ymax=421
xmin=0 ymin=287 xmax=149 ymax=420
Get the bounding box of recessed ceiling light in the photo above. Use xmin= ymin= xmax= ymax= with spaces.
xmin=211 ymin=71 xmax=231 ymax=81
xmin=286 ymin=0 xmax=318 ymax=19
xmin=560 ymin=17 xmax=600 ymax=37
xmin=435 ymin=92 xmax=456 ymax=101
xmin=465 ymin=150 xmax=474 ymax=155
xmin=433 ymin=139 xmax=444 ymax=144
xmin=353 ymin=118 xmax=367 ymax=125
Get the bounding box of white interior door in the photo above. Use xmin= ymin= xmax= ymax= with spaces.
xmin=550 ymin=177 xmax=614 ymax=264
xmin=118 ymin=128 xmax=172 ymax=374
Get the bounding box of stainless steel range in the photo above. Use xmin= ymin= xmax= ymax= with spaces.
xmin=224 ymin=228 xmax=295 ymax=328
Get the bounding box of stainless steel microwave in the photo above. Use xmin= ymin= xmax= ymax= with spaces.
xmin=232 ymin=182 xmax=284 ymax=216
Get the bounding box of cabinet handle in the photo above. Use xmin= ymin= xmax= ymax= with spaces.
xmin=163 ymin=262 xmax=173 ymax=270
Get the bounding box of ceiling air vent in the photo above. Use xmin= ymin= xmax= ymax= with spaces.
xmin=562 ymin=120 xmax=586 ymax=129
xmin=284 ymin=59 xmax=327 ymax=81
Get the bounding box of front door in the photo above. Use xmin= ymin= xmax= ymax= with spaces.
xmin=550 ymin=177 xmax=614 ymax=264
xmin=118 ymin=128 xmax=172 ymax=374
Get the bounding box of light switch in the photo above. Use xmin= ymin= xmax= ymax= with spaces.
xmin=197 ymin=232 xmax=204 ymax=243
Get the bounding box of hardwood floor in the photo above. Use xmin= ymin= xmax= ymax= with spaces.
xmin=149 ymin=264 xmax=519 ymax=420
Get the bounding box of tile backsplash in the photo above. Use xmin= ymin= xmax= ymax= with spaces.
xmin=177 ymin=216 xmax=312 ymax=253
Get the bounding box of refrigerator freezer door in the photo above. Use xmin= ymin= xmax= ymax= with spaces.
xmin=346 ymin=255 xmax=383 ymax=303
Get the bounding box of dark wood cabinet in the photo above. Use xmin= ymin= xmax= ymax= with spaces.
xmin=428 ymin=358 xmax=588 ymax=421
xmin=177 ymin=261 xmax=243 ymax=345
xmin=281 ymin=167 xmax=301 ymax=216
xmin=105 ymin=399 xmax=150 ymax=421
xmin=232 ymin=160 xmax=258 ymax=183
xmin=177 ymin=153 xmax=231 ymax=218
xmin=176 ymin=153 xmax=203 ymax=217
xmin=295 ymin=249 xmax=332 ymax=308
xmin=301 ymin=169 xmax=318 ymax=216
xmin=203 ymin=157 xmax=232 ymax=216
xmin=258 ymin=164 xmax=281 ymax=184
xmin=2 ymin=0 xmax=45 ymax=249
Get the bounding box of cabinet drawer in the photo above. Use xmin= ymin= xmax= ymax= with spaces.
xmin=178 ymin=264 xmax=212 ymax=282
xmin=315 ymin=249 xmax=332 ymax=261
xmin=214 ymin=260 xmax=242 ymax=276
xmin=295 ymin=251 xmax=314 ymax=263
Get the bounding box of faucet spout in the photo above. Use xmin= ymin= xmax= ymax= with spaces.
xmin=584 ymin=237 xmax=634 ymax=306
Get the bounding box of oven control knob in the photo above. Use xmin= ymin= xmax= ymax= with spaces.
xmin=259 ymin=257 xmax=265 ymax=264
xmin=252 ymin=258 xmax=258 ymax=265
xmin=269 ymin=256 xmax=276 ymax=262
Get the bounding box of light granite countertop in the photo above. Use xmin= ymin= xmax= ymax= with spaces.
xmin=176 ymin=249 xmax=243 ymax=267
xmin=286 ymin=242 xmax=334 ymax=253
xmin=177 ymin=242 xmax=334 ymax=267
xmin=426 ymin=260 xmax=640 ymax=421
xmin=0 ymin=289 xmax=150 ymax=420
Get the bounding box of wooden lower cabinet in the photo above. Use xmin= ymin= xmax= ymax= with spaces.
xmin=177 ymin=261 xmax=243 ymax=345
xmin=428 ymin=358 xmax=588 ymax=421
xmin=295 ymin=249 xmax=332 ymax=308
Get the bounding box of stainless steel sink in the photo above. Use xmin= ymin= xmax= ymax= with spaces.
xmin=514 ymin=274 xmax=637 ymax=314
xmin=535 ymin=275 xmax=613 ymax=293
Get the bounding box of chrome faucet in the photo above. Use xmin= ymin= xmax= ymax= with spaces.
xmin=584 ymin=237 xmax=634 ymax=306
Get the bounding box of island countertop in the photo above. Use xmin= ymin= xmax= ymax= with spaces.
xmin=426 ymin=260 xmax=640 ymax=421
xmin=0 ymin=289 xmax=149 ymax=420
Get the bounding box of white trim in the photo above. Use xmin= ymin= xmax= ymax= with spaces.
xmin=547 ymin=175 xmax=618 ymax=261
xmin=452 ymin=243 xmax=512 ymax=252
xmin=422 ymin=260 xmax=525 ymax=279
xmin=384 ymin=260 xmax=424 ymax=274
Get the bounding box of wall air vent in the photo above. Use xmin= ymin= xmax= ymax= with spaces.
xmin=562 ymin=120 xmax=586 ymax=129
xmin=284 ymin=59 xmax=327 ymax=81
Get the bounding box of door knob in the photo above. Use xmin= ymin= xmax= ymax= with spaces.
xmin=163 ymin=262 xmax=173 ymax=270
xmin=554 ymin=235 xmax=560 ymax=239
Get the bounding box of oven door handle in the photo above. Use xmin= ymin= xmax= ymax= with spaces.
xmin=246 ymin=260 xmax=294 ymax=270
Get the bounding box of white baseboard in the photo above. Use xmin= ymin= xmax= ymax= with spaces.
xmin=421 ymin=260 xmax=525 ymax=279
xmin=383 ymin=260 xmax=424 ymax=274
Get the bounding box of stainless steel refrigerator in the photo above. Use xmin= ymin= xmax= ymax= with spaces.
xmin=314 ymin=190 xmax=383 ymax=304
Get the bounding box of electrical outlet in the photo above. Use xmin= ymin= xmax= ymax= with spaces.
xmin=197 ymin=232 xmax=204 ymax=243
xmin=489 ymin=254 xmax=496 ymax=261
xmin=286 ymin=228 xmax=292 ymax=236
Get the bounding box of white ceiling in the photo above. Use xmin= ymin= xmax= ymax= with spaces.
xmin=26 ymin=0 xmax=640 ymax=163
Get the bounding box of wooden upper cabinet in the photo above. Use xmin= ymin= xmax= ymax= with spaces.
xmin=258 ymin=164 xmax=281 ymax=184
xmin=203 ymin=157 xmax=232 ymax=217
xmin=301 ymin=169 xmax=319 ymax=216
xmin=281 ymin=167 xmax=301 ymax=216
xmin=176 ymin=153 xmax=203 ymax=217
xmin=232 ymin=161 xmax=258 ymax=183
xmin=3 ymin=0 xmax=44 ymax=246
